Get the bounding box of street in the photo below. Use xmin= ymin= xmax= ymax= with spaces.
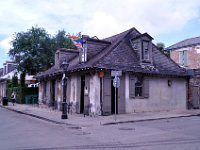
xmin=0 ymin=107 xmax=200 ymax=150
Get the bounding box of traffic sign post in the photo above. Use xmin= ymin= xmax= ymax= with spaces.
xmin=111 ymin=70 xmax=122 ymax=77
xmin=113 ymin=76 xmax=120 ymax=88
xmin=111 ymin=70 xmax=122 ymax=121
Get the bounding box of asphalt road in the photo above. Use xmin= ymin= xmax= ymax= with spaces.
xmin=1 ymin=107 xmax=200 ymax=150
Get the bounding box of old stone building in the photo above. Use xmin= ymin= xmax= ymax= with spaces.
xmin=36 ymin=27 xmax=189 ymax=115
xmin=166 ymin=36 xmax=200 ymax=108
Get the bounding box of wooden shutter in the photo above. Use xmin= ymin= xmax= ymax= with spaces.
xmin=179 ymin=51 xmax=183 ymax=65
xmin=67 ymin=77 xmax=71 ymax=103
xmin=143 ymin=78 xmax=149 ymax=98
xmin=129 ymin=75 xmax=135 ymax=98
xmin=184 ymin=51 xmax=188 ymax=65
xmin=102 ymin=74 xmax=112 ymax=115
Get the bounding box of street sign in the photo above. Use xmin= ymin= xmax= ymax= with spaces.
xmin=113 ymin=76 xmax=120 ymax=88
xmin=111 ymin=70 xmax=122 ymax=77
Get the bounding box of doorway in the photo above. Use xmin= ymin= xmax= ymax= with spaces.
xmin=111 ymin=78 xmax=118 ymax=114
xmin=80 ymin=76 xmax=85 ymax=113
xmin=51 ymin=79 xmax=56 ymax=108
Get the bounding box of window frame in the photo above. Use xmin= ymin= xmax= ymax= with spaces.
xmin=142 ymin=40 xmax=150 ymax=62
xmin=179 ymin=50 xmax=188 ymax=66
xmin=129 ymin=75 xmax=149 ymax=99
xmin=135 ymin=76 xmax=143 ymax=97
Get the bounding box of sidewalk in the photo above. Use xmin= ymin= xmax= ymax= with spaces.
xmin=1 ymin=103 xmax=200 ymax=128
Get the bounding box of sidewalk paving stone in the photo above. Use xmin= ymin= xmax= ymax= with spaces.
xmin=1 ymin=102 xmax=200 ymax=128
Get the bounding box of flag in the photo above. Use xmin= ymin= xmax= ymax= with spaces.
xmin=66 ymin=33 xmax=83 ymax=49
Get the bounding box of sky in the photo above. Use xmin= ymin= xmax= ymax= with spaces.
xmin=1 ymin=0 xmax=200 ymax=68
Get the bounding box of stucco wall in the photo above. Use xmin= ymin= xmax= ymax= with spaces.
xmin=70 ymin=75 xmax=78 ymax=103
xmin=89 ymin=73 xmax=101 ymax=115
xmin=55 ymin=79 xmax=62 ymax=110
xmin=125 ymin=74 xmax=187 ymax=113
xmin=38 ymin=80 xmax=51 ymax=105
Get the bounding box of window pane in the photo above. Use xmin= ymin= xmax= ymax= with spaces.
xmin=135 ymin=78 xmax=143 ymax=97
xmin=135 ymin=86 xmax=142 ymax=96
xmin=143 ymin=41 xmax=149 ymax=60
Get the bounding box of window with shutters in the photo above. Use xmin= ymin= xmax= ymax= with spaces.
xmin=129 ymin=75 xmax=149 ymax=99
xmin=179 ymin=50 xmax=188 ymax=66
xmin=135 ymin=77 xmax=143 ymax=97
xmin=142 ymin=41 xmax=150 ymax=61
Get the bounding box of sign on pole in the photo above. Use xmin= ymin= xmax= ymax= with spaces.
xmin=111 ymin=70 xmax=122 ymax=121
xmin=113 ymin=76 xmax=120 ymax=88
xmin=111 ymin=70 xmax=122 ymax=77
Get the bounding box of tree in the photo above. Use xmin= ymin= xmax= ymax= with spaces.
xmin=9 ymin=26 xmax=76 ymax=75
xmin=9 ymin=26 xmax=52 ymax=75
xmin=12 ymin=72 xmax=18 ymax=87
xmin=53 ymin=30 xmax=76 ymax=49
xmin=156 ymin=42 xmax=165 ymax=51
xmin=156 ymin=42 xmax=169 ymax=57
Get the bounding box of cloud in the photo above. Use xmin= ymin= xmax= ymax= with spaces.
xmin=83 ymin=0 xmax=200 ymax=38
xmin=0 ymin=0 xmax=200 ymax=42
xmin=0 ymin=36 xmax=12 ymax=53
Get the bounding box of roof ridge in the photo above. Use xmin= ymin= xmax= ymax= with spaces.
xmin=103 ymin=27 xmax=136 ymax=41
xmin=166 ymin=36 xmax=200 ymax=50
xmin=89 ymin=28 xmax=135 ymax=67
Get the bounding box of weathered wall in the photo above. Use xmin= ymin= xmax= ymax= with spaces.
xmin=0 ymin=81 xmax=6 ymax=99
xmin=70 ymin=74 xmax=78 ymax=112
xmin=89 ymin=73 xmax=101 ymax=115
xmin=38 ymin=80 xmax=51 ymax=105
xmin=125 ymin=74 xmax=187 ymax=113
xmin=55 ymin=79 xmax=62 ymax=110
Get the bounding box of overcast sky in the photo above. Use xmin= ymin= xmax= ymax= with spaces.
xmin=1 ymin=0 xmax=200 ymax=68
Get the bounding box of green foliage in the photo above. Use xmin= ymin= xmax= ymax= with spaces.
xmin=20 ymin=72 xmax=26 ymax=87
xmin=9 ymin=26 xmax=76 ymax=75
xmin=156 ymin=42 xmax=169 ymax=57
xmin=53 ymin=30 xmax=76 ymax=49
xmin=6 ymin=80 xmax=12 ymax=88
xmin=156 ymin=42 xmax=165 ymax=50
xmin=12 ymin=72 xmax=18 ymax=87
xmin=7 ymin=87 xmax=38 ymax=104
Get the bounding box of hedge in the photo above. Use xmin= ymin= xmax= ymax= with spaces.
xmin=7 ymin=87 xmax=38 ymax=104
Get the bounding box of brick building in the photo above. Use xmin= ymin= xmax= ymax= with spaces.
xmin=166 ymin=37 xmax=200 ymax=108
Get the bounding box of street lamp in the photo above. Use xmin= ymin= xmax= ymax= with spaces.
xmin=60 ymin=59 xmax=69 ymax=119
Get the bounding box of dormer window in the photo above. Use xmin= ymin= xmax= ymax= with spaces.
xmin=131 ymin=33 xmax=153 ymax=64
xmin=142 ymin=41 xmax=150 ymax=61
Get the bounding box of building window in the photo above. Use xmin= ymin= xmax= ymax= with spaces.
xmin=179 ymin=50 xmax=188 ymax=66
xmin=135 ymin=78 xmax=143 ymax=97
xmin=142 ymin=41 xmax=150 ymax=61
xmin=129 ymin=75 xmax=149 ymax=98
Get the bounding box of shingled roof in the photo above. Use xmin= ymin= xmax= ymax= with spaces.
xmin=36 ymin=27 xmax=188 ymax=79
xmin=165 ymin=36 xmax=200 ymax=51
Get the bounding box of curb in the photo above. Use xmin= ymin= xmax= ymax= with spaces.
xmin=0 ymin=105 xmax=71 ymax=125
xmin=1 ymin=105 xmax=200 ymax=126
xmin=103 ymin=114 xmax=200 ymax=125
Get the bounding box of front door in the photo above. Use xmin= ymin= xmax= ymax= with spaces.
xmin=102 ymin=72 xmax=125 ymax=115
xmin=192 ymin=85 xmax=200 ymax=109
xmin=50 ymin=79 xmax=56 ymax=108
xmin=80 ymin=76 xmax=85 ymax=113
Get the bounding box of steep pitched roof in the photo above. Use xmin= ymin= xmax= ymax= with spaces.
xmin=166 ymin=36 xmax=200 ymax=50
xmin=36 ymin=27 xmax=188 ymax=79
